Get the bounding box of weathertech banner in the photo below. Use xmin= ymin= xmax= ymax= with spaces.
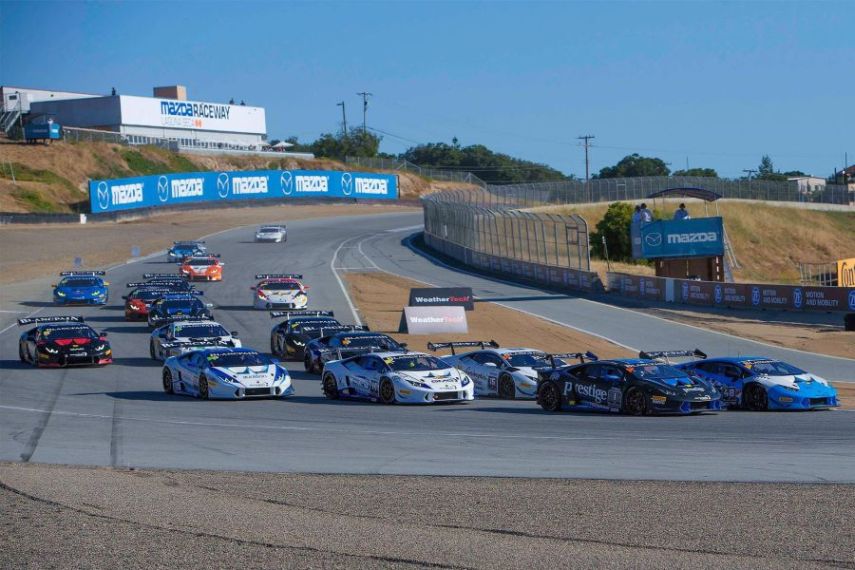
xmin=402 ymin=306 xmax=468 ymax=334
xmin=408 ymin=288 xmax=474 ymax=311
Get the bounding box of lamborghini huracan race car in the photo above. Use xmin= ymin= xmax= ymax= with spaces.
xmin=179 ymin=255 xmax=223 ymax=281
xmin=536 ymin=350 xmax=722 ymax=415
xmin=255 ymin=225 xmax=287 ymax=243
xmin=429 ymin=340 xmax=581 ymax=399
xmin=678 ymin=356 xmax=839 ymax=411
xmin=162 ymin=348 xmax=294 ymax=400
xmin=127 ymin=274 xmax=196 ymax=293
xmin=321 ymin=351 xmax=474 ymax=404
xmin=269 ymin=310 xmax=340 ymax=359
xmin=52 ymin=271 xmax=109 ymax=305
xmin=149 ymin=319 xmax=241 ymax=360
xmin=123 ymin=287 xmax=176 ymax=320
xmin=18 ymin=316 xmax=112 ymax=368
xmin=251 ymin=274 xmax=308 ymax=309
xmin=304 ymin=330 xmax=404 ymax=374
xmin=147 ymin=293 xmax=213 ymax=328
xmin=167 ymin=241 xmax=207 ymax=262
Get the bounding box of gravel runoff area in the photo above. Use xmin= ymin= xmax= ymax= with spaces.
xmin=1 ymin=463 xmax=852 ymax=570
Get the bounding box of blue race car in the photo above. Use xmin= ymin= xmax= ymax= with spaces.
xmin=162 ymin=347 xmax=293 ymax=399
xmin=146 ymin=293 xmax=212 ymax=328
xmin=52 ymin=271 xmax=109 ymax=305
xmin=167 ymin=241 xmax=207 ymax=262
xmin=678 ymin=357 xmax=840 ymax=411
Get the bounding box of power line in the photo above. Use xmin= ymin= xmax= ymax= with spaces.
xmin=356 ymin=91 xmax=372 ymax=133
xmin=577 ymin=134 xmax=595 ymax=182
xmin=336 ymin=101 xmax=347 ymax=136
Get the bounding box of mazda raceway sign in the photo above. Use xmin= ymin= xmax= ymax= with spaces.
xmin=638 ymin=217 xmax=725 ymax=259
xmin=89 ymin=170 xmax=398 ymax=212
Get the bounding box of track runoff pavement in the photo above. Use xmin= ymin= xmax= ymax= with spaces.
xmin=1 ymin=211 xmax=853 ymax=483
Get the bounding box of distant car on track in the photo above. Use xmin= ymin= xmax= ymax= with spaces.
xmin=304 ymin=330 xmax=404 ymax=374
xmin=162 ymin=348 xmax=293 ymax=400
xmin=52 ymin=271 xmax=109 ymax=305
xmin=179 ymin=255 xmax=223 ymax=281
xmin=269 ymin=310 xmax=341 ymax=359
xmin=147 ymin=293 xmax=213 ymax=328
xmin=536 ymin=350 xmax=722 ymax=415
xmin=251 ymin=274 xmax=308 ymax=309
xmin=149 ymin=319 xmax=241 ymax=360
xmin=321 ymin=351 xmax=474 ymax=404
xmin=678 ymin=356 xmax=840 ymax=411
xmin=18 ymin=316 xmax=112 ymax=368
xmin=255 ymin=225 xmax=287 ymax=243
xmin=167 ymin=241 xmax=207 ymax=262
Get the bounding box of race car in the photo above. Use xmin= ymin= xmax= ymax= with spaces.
xmin=162 ymin=348 xmax=294 ymax=400
xmin=147 ymin=293 xmax=213 ymax=328
xmin=123 ymin=287 xmax=174 ymax=320
xmin=18 ymin=316 xmax=112 ymax=368
xmin=149 ymin=319 xmax=241 ymax=360
xmin=429 ymin=340 xmax=586 ymax=399
xmin=179 ymin=255 xmax=223 ymax=281
xmin=304 ymin=330 xmax=405 ymax=374
xmin=251 ymin=274 xmax=308 ymax=309
xmin=255 ymin=225 xmax=287 ymax=243
xmin=321 ymin=351 xmax=474 ymax=404
xmin=536 ymin=350 xmax=722 ymax=415
xmin=52 ymin=271 xmax=109 ymax=305
xmin=678 ymin=356 xmax=840 ymax=411
xmin=269 ymin=310 xmax=341 ymax=359
xmin=167 ymin=241 xmax=207 ymax=262
xmin=126 ymin=275 xmax=195 ymax=294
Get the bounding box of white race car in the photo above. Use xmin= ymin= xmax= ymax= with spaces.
xmin=252 ymin=274 xmax=308 ymax=310
xmin=321 ymin=351 xmax=474 ymax=404
xmin=149 ymin=319 xmax=241 ymax=360
xmin=162 ymin=348 xmax=294 ymax=400
xmin=429 ymin=340 xmax=576 ymax=399
xmin=255 ymin=225 xmax=287 ymax=243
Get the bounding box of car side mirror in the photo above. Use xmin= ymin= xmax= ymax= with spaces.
xmin=121 ymin=295 xmax=128 ymax=300
xmin=99 ymin=332 xmax=108 ymax=338
xmin=231 ymin=331 xmax=239 ymax=337
xmin=206 ymin=303 xmax=213 ymax=308
xmin=399 ymin=342 xmax=408 ymax=348
xmin=51 ymin=284 xmax=57 ymax=287
xmin=304 ymin=285 xmax=310 ymax=290
xmin=250 ymin=286 xmax=256 ymax=290
xmin=104 ymin=282 xmax=111 ymax=286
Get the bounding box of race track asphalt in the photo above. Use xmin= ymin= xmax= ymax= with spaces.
xmin=1 ymin=211 xmax=853 ymax=482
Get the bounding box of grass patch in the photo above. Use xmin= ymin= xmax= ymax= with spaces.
xmin=120 ymin=149 xmax=168 ymax=176
xmin=0 ymin=162 xmax=78 ymax=194
xmin=11 ymin=188 xmax=62 ymax=212
xmin=168 ymin=153 xmax=203 ymax=172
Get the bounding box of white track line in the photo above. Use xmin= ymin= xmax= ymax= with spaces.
xmin=330 ymin=236 xmax=363 ymax=326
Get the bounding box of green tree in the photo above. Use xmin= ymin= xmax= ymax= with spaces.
xmin=756 ymin=155 xmax=787 ymax=181
xmin=672 ymin=167 xmax=718 ymax=177
xmin=310 ymin=130 xmax=381 ymax=160
xmin=590 ymin=202 xmax=635 ymax=261
xmin=596 ymin=154 xmax=670 ymax=178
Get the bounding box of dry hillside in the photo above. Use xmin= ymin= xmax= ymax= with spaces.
xmin=0 ymin=141 xmax=469 ymax=212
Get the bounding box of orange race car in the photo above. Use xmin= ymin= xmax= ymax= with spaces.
xmin=179 ymin=255 xmax=224 ymax=281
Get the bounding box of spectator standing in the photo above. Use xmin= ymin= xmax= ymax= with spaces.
xmin=673 ymin=203 xmax=691 ymax=220
xmin=631 ymin=205 xmax=642 ymax=224
xmin=639 ymin=203 xmax=653 ymax=223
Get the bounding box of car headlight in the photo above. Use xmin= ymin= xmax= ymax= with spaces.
xmin=43 ymin=346 xmax=59 ymax=354
xmin=55 ymin=291 xmax=66 ymax=297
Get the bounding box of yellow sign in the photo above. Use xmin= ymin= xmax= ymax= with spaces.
xmin=838 ymin=257 xmax=855 ymax=287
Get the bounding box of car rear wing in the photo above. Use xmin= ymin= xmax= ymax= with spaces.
xmin=426 ymin=340 xmax=499 ymax=355
xmin=18 ymin=315 xmax=84 ymax=326
xmin=160 ymin=315 xmax=212 ymax=325
xmin=638 ymin=349 xmax=707 ymax=363
xmin=545 ymin=351 xmax=599 ymax=368
xmin=301 ymin=324 xmax=367 ymax=335
xmin=143 ymin=273 xmax=187 ymax=280
xmin=173 ymin=241 xmax=205 ymax=245
xmin=325 ymin=345 xmax=400 ymax=360
xmin=59 ymin=271 xmax=105 ymax=276
xmin=255 ymin=273 xmax=302 ymax=280
xmin=160 ymin=339 xmax=232 ymax=349
xmin=128 ymin=283 xmax=201 ymax=294
xmin=270 ymin=310 xmax=334 ymax=318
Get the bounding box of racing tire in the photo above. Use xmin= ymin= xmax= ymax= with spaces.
xmin=18 ymin=343 xmax=28 ymax=364
xmin=304 ymin=355 xmax=318 ymax=374
xmin=270 ymin=337 xmax=279 ymax=357
xmin=198 ymin=376 xmax=210 ymax=400
xmin=162 ymin=369 xmax=174 ymax=394
xmin=624 ymin=387 xmax=647 ymax=416
xmin=322 ymin=373 xmax=339 ymax=400
xmin=538 ymin=382 xmax=562 ymax=412
xmin=379 ymin=377 xmax=396 ymax=405
xmin=149 ymin=342 xmax=158 ymax=360
xmin=498 ymin=374 xmax=516 ymax=400
xmin=743 ymin=383 xmax=768 ymax=411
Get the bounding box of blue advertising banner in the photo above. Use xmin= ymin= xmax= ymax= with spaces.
xmin=639 ymin=217 xmax=724 ymax=259
xmin=89 ymin=169 xmax=398 ymax=213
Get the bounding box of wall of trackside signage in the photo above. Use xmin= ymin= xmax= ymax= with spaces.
xmin=607 ymin=272 xmax=855 ymax=312
xmin=88 ymin=170 xmax=399 ymax=212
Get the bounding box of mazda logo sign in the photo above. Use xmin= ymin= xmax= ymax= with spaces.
xmin=341 ymin=172 xmax=353 ymax=196
xmin=96 ymin=181 xmax=110 ymax=210
xmin=216 ymin=173 xmax=229 ymax=198
xmin=644 ymin=233 xmax=662 ymax=247
xmin=280 ymin=171 xmax=293 ymax=195
xmin=157 ymin=176 xmax=169 ymax=202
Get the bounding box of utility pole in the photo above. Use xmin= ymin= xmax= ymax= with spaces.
xmin=356 ymin=92 xmax=372 ymax=133
xmin=742 ymin=169 xmax=756 ymax=179
xmin=577 ymin=135 xmax=595 ymax=182
xmin=337 ymin=101 xmax=347 ymax=136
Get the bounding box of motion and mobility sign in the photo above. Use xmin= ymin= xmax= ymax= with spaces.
xmin=408 ymin=287 xmax=475 ymax=311
xmin=639 ymin=217 xmax=725 ymax=259
xmin=89 ymin=169 xmax=398 ymax=212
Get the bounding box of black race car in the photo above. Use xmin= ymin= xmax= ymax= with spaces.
xmin=147 ymin=293 xmax=213 ymax=328
xmin=303 ymin=330 xmax=405 ymax=374
xmin=269 ymin=310 xmax=341 ymax=359
xmin=18 ymin=316 xmax=112 ymax=368
xmin=122 ymin=287 xmax=176 ymax=321
xmin=536 ymin=350 xmax=722 ymax=415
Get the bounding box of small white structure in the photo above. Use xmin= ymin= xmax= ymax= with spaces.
xmin=787 ymin=176 xmax=826 ymax=195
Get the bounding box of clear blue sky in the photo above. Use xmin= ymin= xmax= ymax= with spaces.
xmin=1 ymin=1 xmax=852 ymax=178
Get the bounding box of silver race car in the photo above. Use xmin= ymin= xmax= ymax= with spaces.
xmin=255 ymin=225 xmax=287 ymax=243
xmin=149 ymin=318 xmax=241 ymax=360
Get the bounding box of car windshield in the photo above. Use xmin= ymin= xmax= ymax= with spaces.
xmin=506 ymin=352 xmax=551 ymax=367
xmin=187 ymin=258 xmax=215 ymax=266
xmin=745 ymin=360 xmax=806 ymax=376
xmin=42 ymin=326 xmax=98 ymax=340
xmin=61 ymin=278 xmax=99 ymax=287
xmin=161 ymin=300 xmax=201 ymax=311
xmin=262 ymin=282 xmax=300 ymax=291
xmin=259 ymin=227 xmax=280 ymax=233
xmin=632 ymin=364 xmax=689 ymax=380
xmin=387 ymin=354 xmax=449 ymax=371
xmin=173 ymin=324 xmax=228 ymax=337
xmin=337 ymin=335 xmax=399 ymax=349
xmin=206 ymin=352 xmax=270 ymax=367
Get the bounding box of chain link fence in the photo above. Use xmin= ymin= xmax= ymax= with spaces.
xmin=345 ymin=156 xmax=487 ymax=188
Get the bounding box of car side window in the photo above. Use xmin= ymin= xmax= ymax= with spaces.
xmin=580 ymin=364 xmax=601 ymax=381
xmin=722 ymin=364 xmax=743 ymax=379
xmin=477 ymin=353 xmax=504 ymax=367
xmin=467 ymin=352 xmax=486 ymax=365
xmin=599 ymin=365 xmax=624 ymax=381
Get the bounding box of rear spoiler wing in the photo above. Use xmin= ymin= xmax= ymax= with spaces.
xmin=270 ymin=310 xmax=334 ymax=318
xmin=638 ymin=349 xmax=707 ymax=363
xmin=18 ymin=315 xmax=84 ymax=326
xmin=158 ymin=315 xmax=212 ymax=325
xmin=427 ymin=340 xmax=499 ymax=356
xmin=327 ymin=345 xmax=405 ymax=360
xmin=173 ymin=241 xmax=205 ymax=245
xmin=160 ymin=339 xmax=233 ymax=349
xmin=143 ymin=273 xmax=187 ymax=279
xmin=546 ymin=351 xmax=599 ymax=368
xmin=59 ymin=271 xmax=105 ymax=276
xmin=256 ymin=273 xmax=303 ymax=280
xmin=301 ymin=325 xmax=368 ymax=334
